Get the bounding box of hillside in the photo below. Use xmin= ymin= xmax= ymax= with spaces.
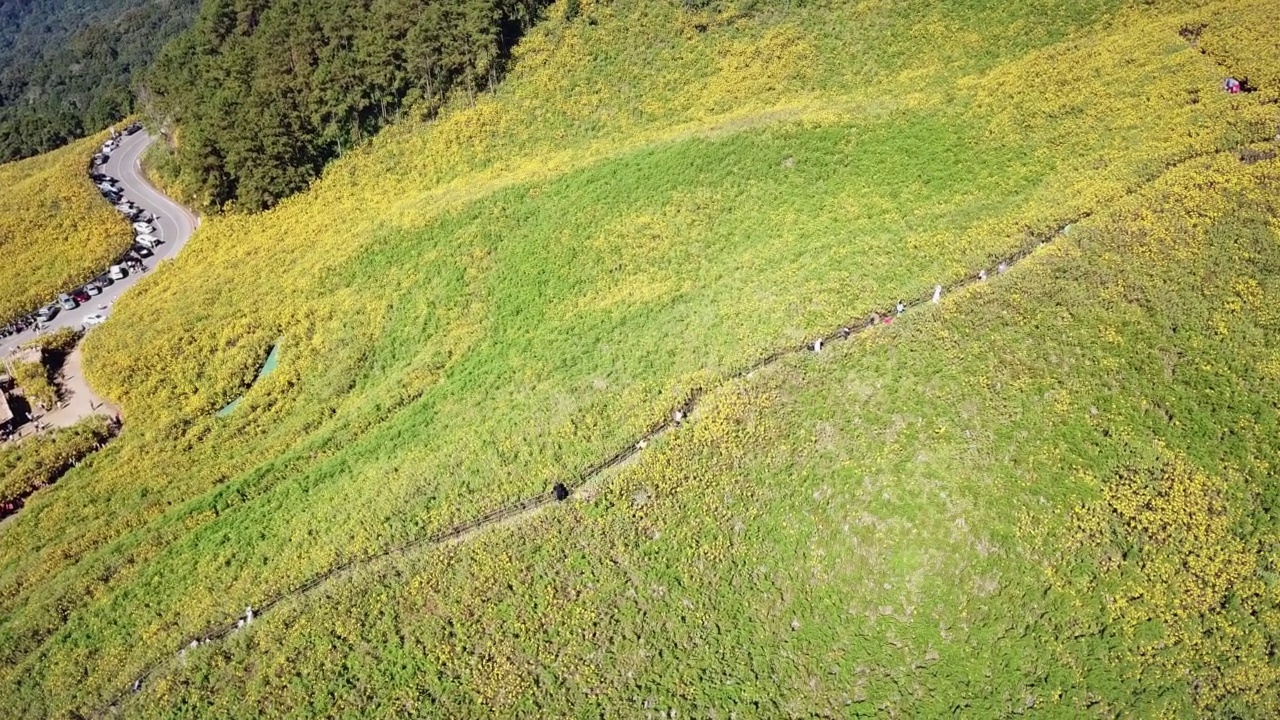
xmin=0 ymin=0 xmax=200 ymax=163
xmin=0 ymin=132 xmax=132 ymax=325
xmin=1 ymin=0 xmax=1278 ymax=715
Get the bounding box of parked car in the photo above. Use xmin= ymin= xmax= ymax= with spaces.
xmin=36 ymin=306 xmax=58 ymax=323
xmin=71 ymin=289 xmax=90 ymax=303
xmin=95 ymin=274 xmax=113 ymax=287
xmin=135 ymin=234 xmax=160 ymax=249
xmin=132 ymin=222 xmax=155 ymax=235
xmin=58 ymin=293 xmax=78 ymax=310
xmin=85 ymin=283 xmax=102 ymax=296
xmin=124 ymin=122 xmax=142 ymax=135
xmin=83 ymin=313 xmax=108 ymax=326
xmin=109 ymin=265 xmax=127 ymax=280
xmin=133 ymin=245 xmax=153 ymax=258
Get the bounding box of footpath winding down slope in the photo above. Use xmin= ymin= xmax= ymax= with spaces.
xmin=0 ymin=132 xmax=197 ymax=357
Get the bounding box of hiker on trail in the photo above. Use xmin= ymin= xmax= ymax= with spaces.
xmin=979 ymin=269 xmax=987 ymax=281
xmin=896 ymin=301 xmax=905 ymax=315
xmin=673 ymin=409 xmax=685 ymax=426
xmin=932 ymin=285 xmax=942 ymax=304
xmin=1224 ymin=77 xmax=1242 ymax=94
xmin=245 ymin=606 xmax=254 ymax=624
xmin=812 ymin=338 xmax=823 ymax=353
xmin=998 ymin=261 xmax=1008 ymax=274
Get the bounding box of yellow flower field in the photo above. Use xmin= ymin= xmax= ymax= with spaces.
xmin=0 ymin=132 xmax=131 ymax=324
xmin=0 ymin=0 xmax=1277 ymax=715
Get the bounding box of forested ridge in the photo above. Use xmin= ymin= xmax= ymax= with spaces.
xmin=147 ymin=0 xmax=547 ymax=211
xmin=0 ymin=0 xmax=200 ymax=163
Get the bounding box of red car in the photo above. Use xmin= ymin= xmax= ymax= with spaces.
xmin=72 ymin=289 xmax=91 ymax=303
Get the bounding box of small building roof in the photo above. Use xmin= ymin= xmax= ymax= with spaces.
xmin=0 ymin=391 xmax=13 ymax=426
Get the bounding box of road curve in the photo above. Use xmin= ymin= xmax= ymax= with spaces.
xmin=0 ymin=132 xmax=197 ymax=355
xmin=108 ymin=131 xmax=199 ymax=253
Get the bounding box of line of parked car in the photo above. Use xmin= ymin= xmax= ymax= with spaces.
xmin=0 ymin=123 xmax=157 ymax=339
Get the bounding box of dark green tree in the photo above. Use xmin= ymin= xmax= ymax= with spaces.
xmin=145 ymin=0 xmax=548 ymax=212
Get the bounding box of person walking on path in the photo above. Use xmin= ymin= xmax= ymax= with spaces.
xmin=932 ymin=285 xmax=942 ymax=304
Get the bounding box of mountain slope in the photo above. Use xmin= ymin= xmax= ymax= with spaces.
xmin=0 ymin=0 xmax=1276 ymax=715
xmin=0 ymin=0 xmax=199 ymax=162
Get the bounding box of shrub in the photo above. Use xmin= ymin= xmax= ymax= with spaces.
xmin=9 ymin=359 xmax=56 ymax=408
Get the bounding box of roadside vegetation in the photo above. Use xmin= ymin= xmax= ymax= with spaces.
xmin=21 ymin=328 xmax=83 ymax=358
xmin=0 ymin=0 xmax=1276 ymax=716
xmin=0 ymin=133 xmax=132 ymax=325
xmin=8 ymin=360 xmax=56 ymax=410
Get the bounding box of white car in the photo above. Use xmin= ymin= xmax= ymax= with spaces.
xmin=83 ymin=313 xmax=108 ymax=326
xmin=135 ymin=234 xmax=160 ymax=249
xmin=109 ymin=264 xmax=127 ymax=280
xmin=133 ymin=222 xmax=155 ymax=234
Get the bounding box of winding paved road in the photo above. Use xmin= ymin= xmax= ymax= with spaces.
xmin=0 ymin=131 xmax=197 ymax=356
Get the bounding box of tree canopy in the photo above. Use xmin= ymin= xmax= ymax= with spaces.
xmin=0 ymin=0 xmax=200 ymax=163
xmin=146 ymin=0 xmax=547 ymax=211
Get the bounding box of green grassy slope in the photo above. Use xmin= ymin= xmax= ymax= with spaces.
xmin=138 ymin=148 xmax=1280 ymax=717
xmin=0 ymin=0 xmax=1276 ymax=715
